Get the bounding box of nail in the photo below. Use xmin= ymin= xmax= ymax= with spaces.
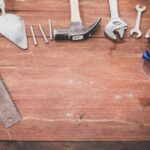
xmin=30 ymin=25 xmax=38 ymax=46
xmin=39 ymin=24 xmax=49 ymax=44
xmin=49 ymin=19 xmax=53 ymax=40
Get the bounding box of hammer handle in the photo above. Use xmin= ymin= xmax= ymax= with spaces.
xmin=70 ymin=0 xmax=82 ymax=23
xmin=0 ymin=0 xmax=5 ymax=15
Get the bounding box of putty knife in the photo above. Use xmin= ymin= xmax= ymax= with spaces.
xmin=0 ymin=0 xmax=27 ymax=49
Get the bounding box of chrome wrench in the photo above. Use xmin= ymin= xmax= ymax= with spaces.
xmin=130 ymin=4 xmax=146 ymax=39
xmin=105 ymin=0 xmax=127 ymax=40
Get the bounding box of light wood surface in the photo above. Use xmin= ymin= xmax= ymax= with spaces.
xmin=0 ymin=0 xmax=150 ymax=141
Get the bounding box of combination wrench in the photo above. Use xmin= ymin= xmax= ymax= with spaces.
xmin=130 ymin=4 xmax=146 ymax=39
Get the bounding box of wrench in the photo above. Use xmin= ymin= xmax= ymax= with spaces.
xmin=105 ymin=0 xmax=127 ymax=40
xmin=130 ymin=4 xmax=146 ymax=39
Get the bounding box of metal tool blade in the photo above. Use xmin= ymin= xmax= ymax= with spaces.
xmin=0 ymin=14 xmax=28 ymax=49
xmin=117 ymin=27 xmax=125 ymax=39
xmin=0 ymin=80 xmax=21 ymax=128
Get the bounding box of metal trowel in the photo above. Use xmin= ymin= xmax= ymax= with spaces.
xmin=0 ymin=0 xmax=27 ymax=49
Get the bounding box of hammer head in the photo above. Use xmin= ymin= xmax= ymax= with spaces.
xmin=54 ymin=18 xmax=101 ymax=41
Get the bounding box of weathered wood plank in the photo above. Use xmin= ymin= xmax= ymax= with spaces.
xmin=0 ymin=65 xmax=149 ymax=140
xmin=7 ymin=0 xmax=150 ymax=13
xmin=0 ymin=0 xmax=149 ymax=141
xmin=0 ymin=141 xmax=150 ymax=150
xmin=3 ymin=0 xmax=150 ymax=37
xmin=0 ymin=38 xmax=147 ymax=66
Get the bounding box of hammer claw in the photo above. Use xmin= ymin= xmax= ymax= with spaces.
xmin=54 ymin=0 xmax=101 ymax=41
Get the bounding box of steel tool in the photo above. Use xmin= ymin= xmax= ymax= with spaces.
xmin=0 ymin=79 xmax=21 ymax=128
xmin=0 ymin=0 xmax=27 ymax=49
xmin=54 ymin=0 xmax=101 ymax=41
xmin=39 ymin=24 xmax=49 ymax=44
xmin=130 ymin=4 xmax=146 ymax=39
xmin=105 ymin=0 xmax=128 ymax=40
xmin=30 ymin=25 xmax=38 ymax=46
xmin=49 ymin=20 xmax=53 ymax=40
xmin=145 ymin=29 xmax=150 ymax=40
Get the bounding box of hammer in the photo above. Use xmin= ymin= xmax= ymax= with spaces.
xmin=54 ymin=0 xmax=101 ymax=41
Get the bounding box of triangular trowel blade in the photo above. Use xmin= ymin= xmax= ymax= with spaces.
xmin=0 ymin=14 xmax=28 ymax=49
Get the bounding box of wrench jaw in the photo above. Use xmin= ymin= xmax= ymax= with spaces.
xmin=105 ymin=24 xmax=117 ymax=40
xmin=136 ymin=4 xmax=146 ymax=12
xmin=105 ymin=27 xmax=126 ymax=40
xmin=116 ymin=27 xmax=126 ymax=39
xmin=137 ymin=31 xmax=142 ymax=39
xmin=130 ymin=28 xmax=142 ymax=39
xmin=105 ymin=18 xmax=127 ymax=40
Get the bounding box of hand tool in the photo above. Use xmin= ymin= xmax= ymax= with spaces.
xmin=54 ymin=0 xmax=101 ymax=41
xmin=49 ymin=20 xmax=53 ymax=40
xmin=145 ymin=29 xmax=150 ymax=40
xmin=30 ymin=25 xmax=38 ymax=46
xmin=130 ymin=4 xmax=146 ymax=39
xmin=0 ymin=0 xmax=28 ymax=49
xmin=39 ymin=24 xmax=49 ymax=44
xmin=0 ymin=79 xmax=21 ymax=128
xmin=142 ymin=50 xmax=150 ymax=78
xmin=105 ymin=0 xmax=128 ymax=40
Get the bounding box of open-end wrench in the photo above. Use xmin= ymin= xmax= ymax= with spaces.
xmin=130 ymin=4 xmax=146 ymax=39
xmin=105 ymin=0 xmax=128 ymax=40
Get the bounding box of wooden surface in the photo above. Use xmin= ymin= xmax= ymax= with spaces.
xmin=0 ymin=142 xmax=150 ymax=150
xmin=0 ymin=0 xmax=150 ymax=141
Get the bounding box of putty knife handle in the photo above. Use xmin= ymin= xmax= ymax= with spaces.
xmin=143 ymin=50 xmax=150 ymax=62
xmin=70 ymin=0 xmax=82 ymax=23
xmin=0 ymin=0 xmax=5 ymax=15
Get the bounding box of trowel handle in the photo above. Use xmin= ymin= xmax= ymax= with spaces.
xmin=0 ymin=0 xmax=5 ymax=15
xmin=70 ymin=0 xmax=82 ymax=23
xmin=143 ymin=50 xmax=150 ymax=62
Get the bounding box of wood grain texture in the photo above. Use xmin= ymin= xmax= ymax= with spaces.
xmin=0 ymin=0 xmax=150 ymax=141
xmin=0 ymin=142 xmax=150 ymax=150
